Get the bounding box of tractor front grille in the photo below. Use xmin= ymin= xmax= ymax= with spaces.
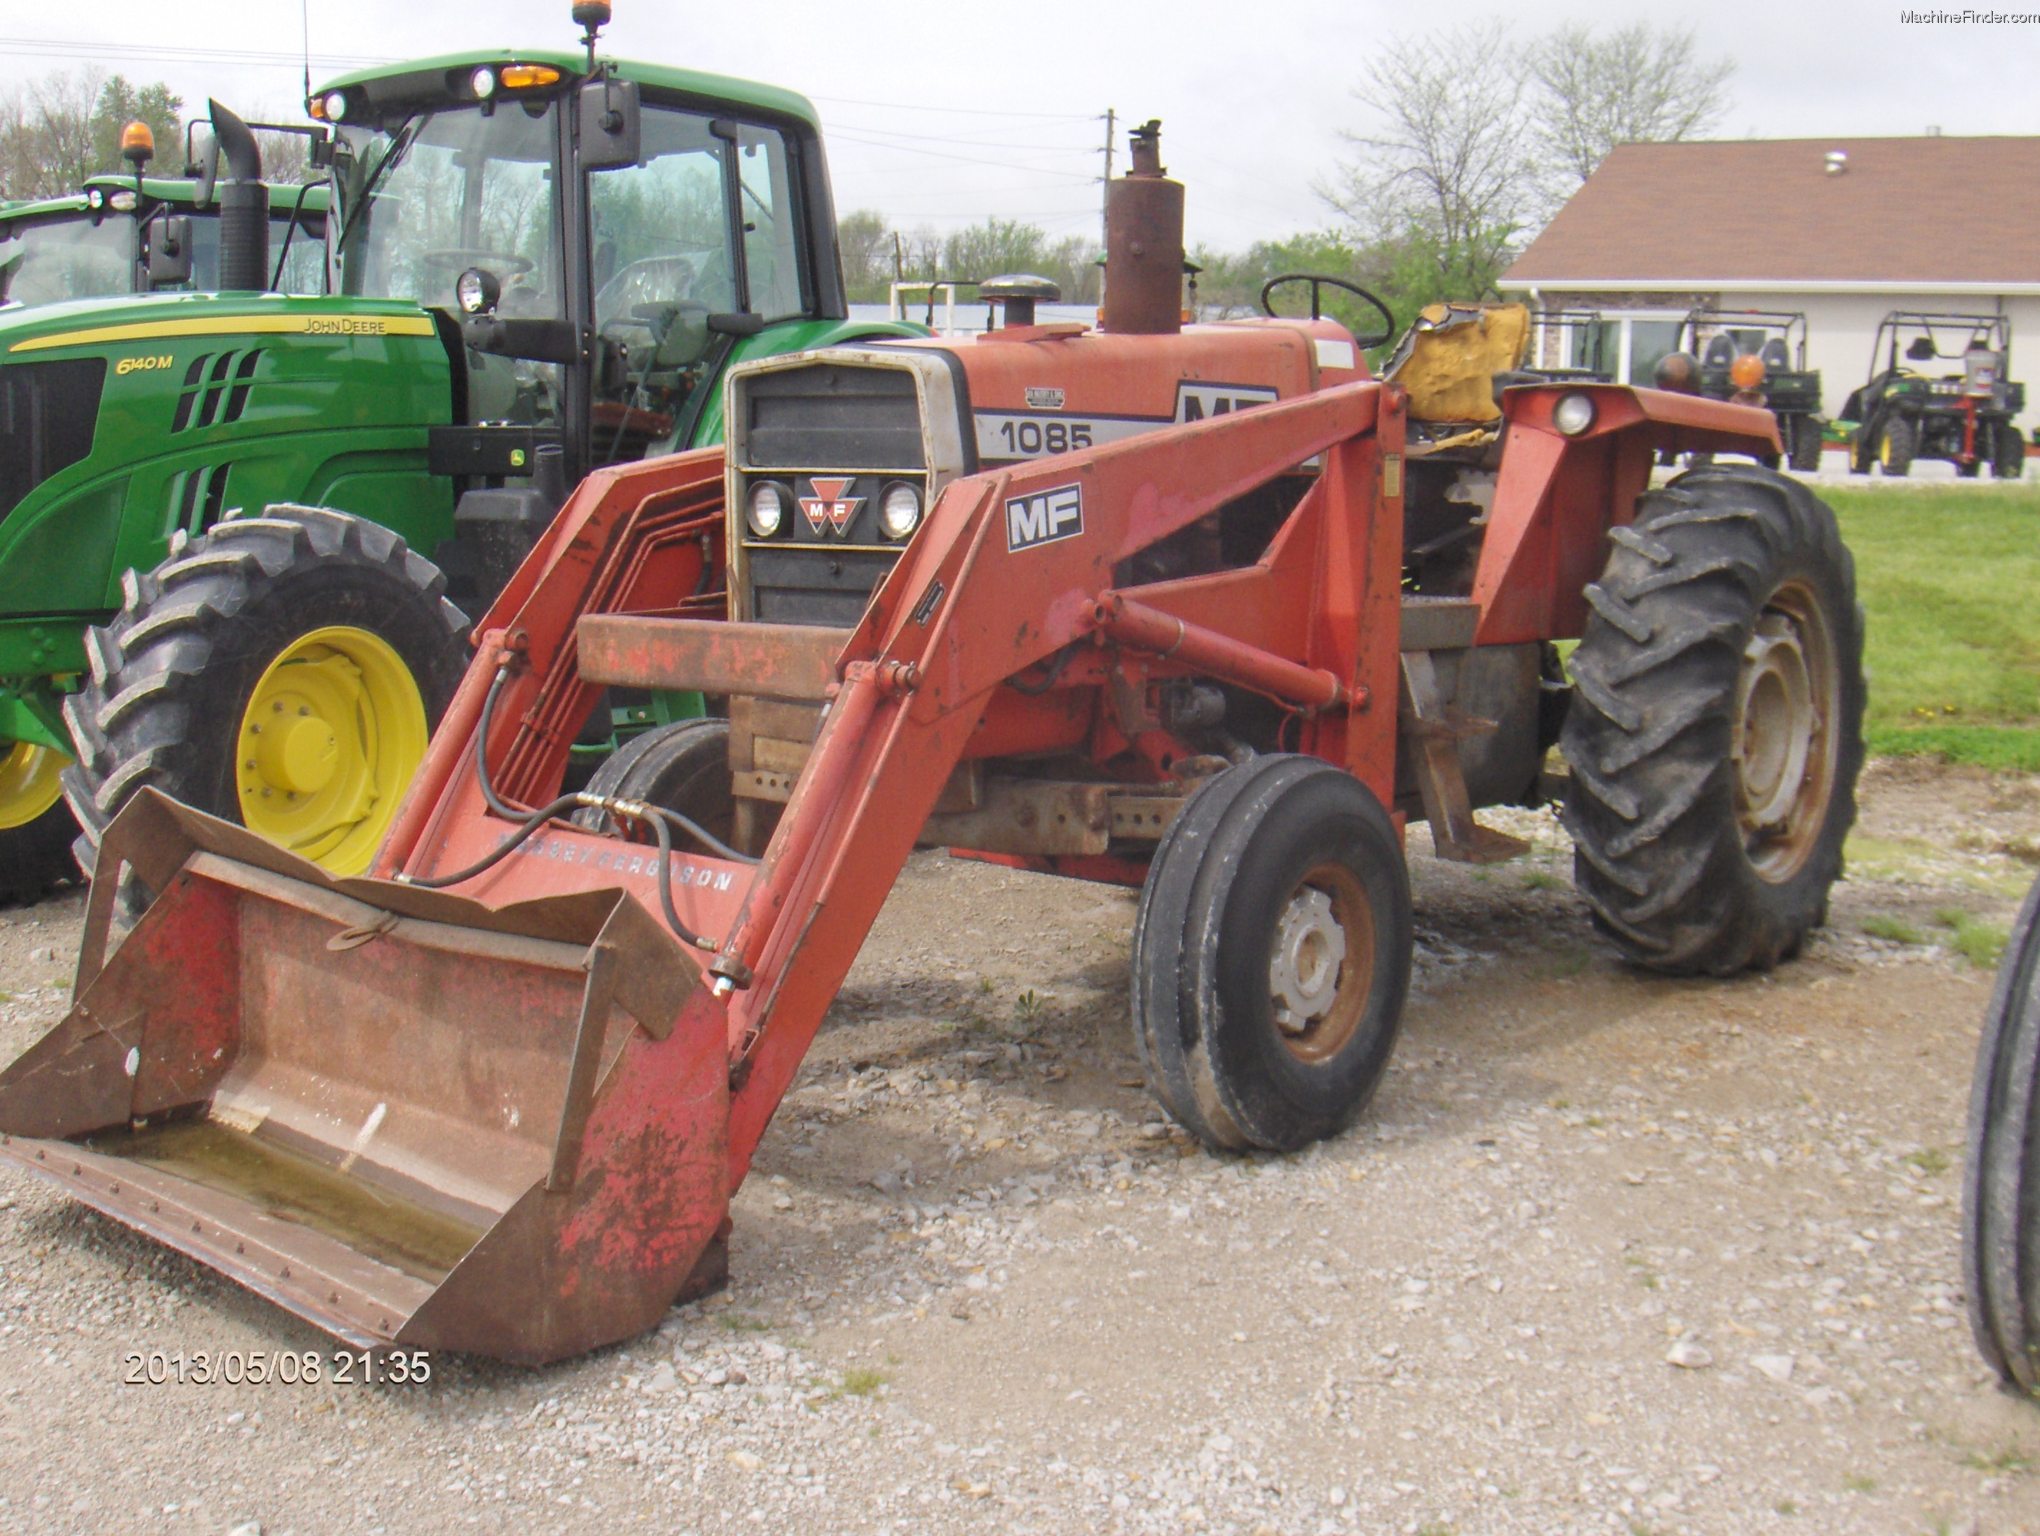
xmin=729 ymin=355 xmax=969 ymax=627
xmin=0 ymin=357 xmax=104 ymax=525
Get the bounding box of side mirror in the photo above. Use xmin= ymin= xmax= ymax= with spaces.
xmin=193 ymin=136 xmax=218 ymax=210
xmin=146 ymin=215 xmax=194 ymax=288
xmin=578 ymin=77 xmax=640 ymax=172
xmin=1906 ymin=337 xmax=1936 ymax=362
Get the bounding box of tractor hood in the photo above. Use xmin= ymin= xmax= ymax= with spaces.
xmin=0 ymin=289 xmax=437 ymax=361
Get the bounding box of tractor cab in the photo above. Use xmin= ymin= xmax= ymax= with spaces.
xmin=0 ymin=165 xmax=328 ymax=308
xmin=320 ymin=33 xmax=843 ymax=521
xmin=1842 ymin=311 xmax=2024 ymax=478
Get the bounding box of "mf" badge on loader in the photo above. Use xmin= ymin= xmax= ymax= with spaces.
xmin=1006 ymin=483 xmax=1083 ymax=552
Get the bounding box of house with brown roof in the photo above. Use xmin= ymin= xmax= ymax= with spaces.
xmin=1502 ymin=135 xmax=2040 ymax=438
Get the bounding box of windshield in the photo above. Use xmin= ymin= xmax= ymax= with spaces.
xmin=0 ymin=215 xmax=133 ymax=305
xmin=335 ymin=102 xmax=562 ymax=316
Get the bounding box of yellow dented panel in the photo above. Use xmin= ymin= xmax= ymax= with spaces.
xmin=1385 ymin=302 xmax=1530 ymax=424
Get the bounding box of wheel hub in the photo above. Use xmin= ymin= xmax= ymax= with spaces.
xmin=1269 ymin=887 xmax=1347 ymax=1034
xmin=1730 ymin=581 xmax=1839 ymax=884
xmin=1734 ymin=614 xmax=1814 ymax=831
xmin=235 ymin=627 xmax=427 ymax=876
xmin=0 ymin=741 xmax=67 ymax=832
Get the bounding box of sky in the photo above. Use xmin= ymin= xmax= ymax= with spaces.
xmin=2 ymin=0 xmax=2035 ymax=252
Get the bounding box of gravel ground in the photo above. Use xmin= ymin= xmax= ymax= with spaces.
xmin=1 ymin=758 xmax=2038 ymax=1535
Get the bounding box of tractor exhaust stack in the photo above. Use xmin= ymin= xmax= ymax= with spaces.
xmin=1100 ymin=118 xmax=1184 ymax=336
xmin=208 ymin=100 xmax=270 ymax=293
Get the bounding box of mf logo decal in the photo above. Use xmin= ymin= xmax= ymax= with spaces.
xmin=1174 ymin=381 xmax=1278 ymax=423
xmin=1006 ymin=483 xmax=1083 ymax=552
xmin=799 ymin=476 xmax=863 ymax=537
xmin=1024 ymin=386 xmax=1065 ymax=409
xmin=115 ymin=353 xmax=173 ymax=376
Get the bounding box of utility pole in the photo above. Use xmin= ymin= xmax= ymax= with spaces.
xmin=1099 ymin=108 xmax=1115 ymax=305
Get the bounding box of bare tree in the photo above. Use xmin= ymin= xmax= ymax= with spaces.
xmin=1319 ymin=21 xmax=1537 ymax=299
xmin=1529 ymin=23 xmax=1734 ymax=188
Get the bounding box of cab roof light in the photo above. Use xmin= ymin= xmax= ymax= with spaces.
xmin=498 ymin=64 xmax=564 ymax=90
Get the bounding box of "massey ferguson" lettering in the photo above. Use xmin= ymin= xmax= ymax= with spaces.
xmin=1006 ymin=483 xmax=1083 ymax=552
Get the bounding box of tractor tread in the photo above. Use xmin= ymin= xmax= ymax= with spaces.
xmin=1559 ymin=469 xmax=1864 ymax=975
xmin=67 ymin=506 xmax=467 ymax=883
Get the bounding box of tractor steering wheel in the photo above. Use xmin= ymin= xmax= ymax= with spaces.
xmin=1259 ymin=274 xmax=1394 ymax=347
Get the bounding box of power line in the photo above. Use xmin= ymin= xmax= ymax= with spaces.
xmin=0 ymin=35 xmax=394 ymax=69
xmin=830 ymin=131 xmax=1102 ymax=179
xmin=827 ymin=122 xmax=1098 ymax=153
xmin=810 ymin=93 xmax=1098 ymax=121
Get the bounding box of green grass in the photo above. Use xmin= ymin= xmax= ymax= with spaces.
xmin=1932 ymin=906 xmax=2011 ymax=969
xmin=1826 ymin=486 xmax=2040 ymax=769
xmin=839 ymin=1366 xmax=888 ymax=1397
xmin=1861 ymin=913 xmax=1929 ymax=945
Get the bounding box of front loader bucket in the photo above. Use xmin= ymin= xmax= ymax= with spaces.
xmin=0 ymin=792 xmax=725 ymax=1364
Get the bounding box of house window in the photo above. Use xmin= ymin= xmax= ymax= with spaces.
xmin=1625 ymin=320 xmax=1684 ymax=388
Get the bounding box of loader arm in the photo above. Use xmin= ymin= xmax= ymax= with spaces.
xmin=397 ymin=379 xmax=1399 ymax=1189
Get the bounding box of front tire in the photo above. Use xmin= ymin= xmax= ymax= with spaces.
xmin=1787 ymin=416 xmax=1824 ymax=474
xmin=1995 ymin=422 xmax=2028 ymax=481
xmin=64 ymin=506 xmax=468 ymax=881
xmin=1132 ymin=757 xmax=1413 ymax=1152
xmin=1964 ymin=874 xmax=2040 ymax=1392
xmin=1878 ymin=416 xmax=1915 ymax=476
xmin=1561 ymin=467 xmax=1865 ymax=975
xmin=570 ymin=718 xmax=733 ymax=849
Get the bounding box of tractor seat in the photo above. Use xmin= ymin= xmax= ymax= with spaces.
xmin=1382 ymin=302 xmax=1531 ymax=424
xmin=1702 ymin=334 xmax=1736 ymax=369
xmin=1759 ymin=338 xmax=1789 ymax=370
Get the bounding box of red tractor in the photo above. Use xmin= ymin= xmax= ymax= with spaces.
xmin=0 ymin=127 xmax=1863 ymax=1363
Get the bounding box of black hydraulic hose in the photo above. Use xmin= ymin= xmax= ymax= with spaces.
xmin=398 ymin=666 xmax=758 ymax=955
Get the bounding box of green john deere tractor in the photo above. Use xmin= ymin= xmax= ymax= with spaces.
xmin=1843 ymin=312 xmax=2026 ymax=479
xmin=0 ymin=123 xmax=328 ymax=307
xmin=0 ymin=7 xmax=919 ymax=900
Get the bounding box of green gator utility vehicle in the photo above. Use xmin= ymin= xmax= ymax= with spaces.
xmin=1680 ymin=309 xmax=1826 ymax=473
xmin=1 ymin=5 xmax=917 ymax=899
xmin=1843 ymin=312 xmax=2026 ymax=479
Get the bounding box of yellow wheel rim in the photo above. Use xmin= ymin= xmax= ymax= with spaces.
xmin=235 ymin=625 xmax=427 ymax=877
xmin=0 ymin=741 xmax=67 ymax=832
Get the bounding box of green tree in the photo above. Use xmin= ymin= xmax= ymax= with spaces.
xmin=836 ymin=208 xmax=893 ymax=303
xmin=1529 ymin=23 xmax=1733 ymax=189
xmin=89 ymin=76 xmax=184 ymax=177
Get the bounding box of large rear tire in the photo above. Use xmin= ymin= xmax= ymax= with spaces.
xmin=1964 ymin=874 xmax=2040 ymax=1393
xmin=1131 ymin=756 xmax=1413 ymax=1152
xmin=1560 ymin=467 xmax=1865 ymax=975
xmin=64 ymin=506 xmax=468 ymax=881
xmin=0 ymin=742 xmax=79 ymax=903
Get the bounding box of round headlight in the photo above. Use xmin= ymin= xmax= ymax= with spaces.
xmin=455 ymin=266 xmax=500 ymax=316
xmin=877 ymin=481 xmax=922 ymax=541
xmin=321 ymin=91 xmax=349 ymax=124
xmin=1552 ymin=392 xmax=1596 ymax=436
xmin=746 ymin=481 xmax=787 ymax=538
xmin=86 ymin=187 xmax=105 ymax=210
xmin=470 ymin=67 xmax=497 ymax=100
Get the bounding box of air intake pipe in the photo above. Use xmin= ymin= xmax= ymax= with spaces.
xmin=209 ymin=99 xmax=270 ymax=293
xmin=1100 ymin=119 xmax=1184 ymax=336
